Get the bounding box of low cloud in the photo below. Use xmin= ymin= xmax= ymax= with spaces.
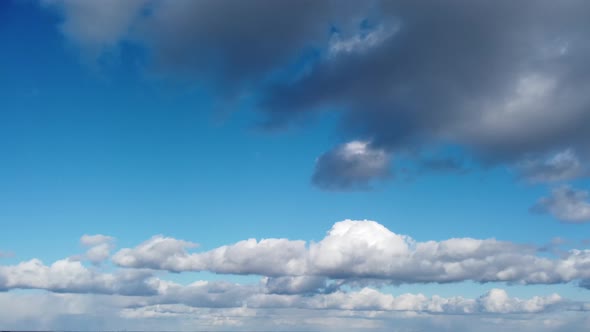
xmin=80 ymin=234 xmax=115 ymax=265
xmin=517 ymin=149 xmax=585 ymax=183
xmin=113 ymin=219 xmax=590 ymax=287
xmin=531 ymin=186 xmax=590 ymax=223
xmin=0 ymin=258 xmax=156 ymax=295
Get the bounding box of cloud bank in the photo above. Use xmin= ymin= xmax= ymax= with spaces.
xmin=112 ymin=220 xmax=590 ymax=287
xmin=1 ymin=221 xmax=589 ymax=331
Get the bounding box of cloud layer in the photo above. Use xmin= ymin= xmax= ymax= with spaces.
xmin=112 ymin=220 xmax=590 ymax=287
xmin=42 ymin=0 xmax=590 ymax=189
xmin=1 ymin=221 xmax=590 ymax=331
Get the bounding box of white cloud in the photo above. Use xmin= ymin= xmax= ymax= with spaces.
xmin=81 ymin=234 xmax=115 ymax=264
xmin=0 ymin=258 xmax=156 ymax=295
xmin=113 ymin=219 xmax=590 ymax=287
xmin=111 ymin=235 xmax=199 ymax=272
xmin=532 ymin=186 xmax=590 ymax=223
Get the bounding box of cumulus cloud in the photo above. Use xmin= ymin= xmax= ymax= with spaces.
xmin=0 ymin=258 xmax=156 ymax=295
xmin=531 ymin=186 xmax=590 ymax=223
xmin=0 ymin=230 xmax=589 ymax=331
xmin=80 ymin=234 xmax=115 ymax=264
xmin=113 ymin=236 xmax=307 ymax=276
xmin=113 ymin=219 xmax=590 ymax=287
xmin=312 ymin=141 xmax=392 ymax=191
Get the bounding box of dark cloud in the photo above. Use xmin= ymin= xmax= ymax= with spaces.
xmin=312 ymin=140 xmax=392 ymax=191
xmin=44 ymin=0 xmax=590 ymax=189
xmin=516 ymin=149 xmax=585 ymax=183
xmin=132 ymin=0 xmax=371 ymax=98
xmin=260 ymin=0 xmax=590 ymax=185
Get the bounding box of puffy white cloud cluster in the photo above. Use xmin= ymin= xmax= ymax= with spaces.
xmin=1 ymin=225 xmax=589 ymax=332
xmin=0 ymin=258 xmax=156 ymax=295
xmin=113 ymin=220 xmax=590 ymax=287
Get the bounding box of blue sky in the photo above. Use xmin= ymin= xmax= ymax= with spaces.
xmin=1 ymin=1 xmax=590 ymax=331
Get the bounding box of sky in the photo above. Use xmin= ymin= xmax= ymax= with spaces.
xmin=1 ymin=0 xmax=590 ymax=331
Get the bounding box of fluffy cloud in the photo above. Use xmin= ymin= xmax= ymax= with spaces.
xmin=0 ymin=258 xmax=156 ymax=295
xmin=80 ymin=234 xmax=115 ymax=264
xmin=531 ymin=186 xmax=590 ymax=223
xmin=41 ymin=0 xmax=590 ymax=189
xmin=1 ymin=229 xmax=589 ymax=331
xmin=113 ymin=220 xmax=590 ymax=287
xmin=113 ymin=236 xmax=307 ymax=276
xmin=312 ymin=141 xmax=392 ymax=191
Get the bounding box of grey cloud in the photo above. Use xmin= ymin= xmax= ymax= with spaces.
xmin=260 ymin=0 xmax=590 ymax=185
xmin=312 ymin=140 xmax=392 ymax=191
xmin=43 ymin=0 xmax=590 ymax=188
xmin=42 ymin=0 xmax=150 ymax=58
xmin=113 ymin=219 xmax=590 ymax=287
xmin=517 ymin=149 xmax=585 ymax=183
xmin=263 ymin=276 xmax=334 ymax=295
xmin=531 ymin=186 xmax=590 ymax=223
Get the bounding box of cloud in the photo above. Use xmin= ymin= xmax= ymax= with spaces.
xmin=531 ymin=186 xmax=590 ymax=223
xmin=113 ymin=235 xmax=307 ymax=276
xmin=517 ymin=149 xmax=585 ymax=183
xmin=260 ymin=1 xmax=590 ymax=171
xmin=312 ymin=141 xmax=392 ymax=191
xmin=113 ymin=219 xmax=590 ymax=287
xmin=111 ymin=235 xmax=199 ymax=272
xmin=41 ymin=0 xmax=590 ymax=188
xmin=0 ymin=258 xmax=156 ymax=295
xmin=42 ymin=0 xmax=150 ymax=57
xmin=0 ymin=233 xmax=589 ymax=331
xmin=263 ymin=276 xmax=333 ymax=295
xmin=80 ymin=234 xmax=115 ymax=264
